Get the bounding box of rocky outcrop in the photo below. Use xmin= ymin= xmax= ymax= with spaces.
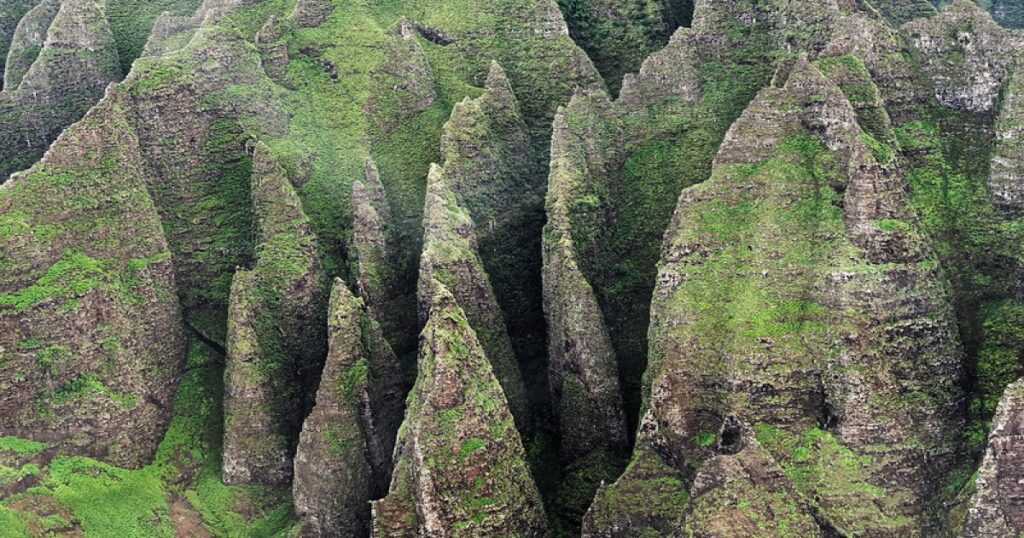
xmin=584 ymin=59 xmax=965 ymax=536
xmin=418 ymin=163 xmax=530 ymax=432
xmin=371 ymin=282 xmax=547 ymax=536
xmin=0 ymin=0 xmax=38 ymax=89
xmin=222 ymin=142 xmax=326 ymax=485
xmin=365 ymin=20 xmax=436 ymax=137
xmin=989 ymin=58 xmax=1024 ymax=216
xmin=616 ymin=25 xmax=700 ymax=111
xmin=0 ymin=0 xmax=121 ymax=181
xmin=543 ymin=95 xmax=629 ymax=468
xmin=434 ymin=60 xmax=542 ymax=426
xmin=965 ymin=378 xmax=1024 ymax=537
xmin=903 ymin=0 xmax=1024 ymax=114
xmin=678 ymin=430 xmax=822 ymax=537
xmin=3 ymin=0 xmax=58 ymax=91
xmin=0 ymin=85 xmax=183 ymax=468
xmin=293 ymin=279 xmax=403 ymax=537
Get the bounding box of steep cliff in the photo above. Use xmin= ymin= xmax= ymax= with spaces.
xmin=0 ymin=86 xmax=183 ymax=468
xmin=293 ymin=279 xmax=403 ymax=536
xmin=0 ymin=0 xmax=121 ymax=181
xmin=372 ymin=282 xmax=547 ymax=536
xmin=584 ymin=58 xmax=965 ymax=536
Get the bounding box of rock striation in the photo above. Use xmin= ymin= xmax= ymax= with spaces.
xmin=0 ymin=85 xmax=184 ymax=468
xmin=583 ymin=58 xmax=966 ymax=536
xmin=0 ymin=0 xmax=121 ymax=181
xmin=372 ymin=282 xmax=547 ymax=536
xmin=293 ymin=278 xmax=403 ymax=537
xmin=222 ymin=142 xmax=326 ymax=485
xmin=965 ymin=378 xmax=1024 ymax=537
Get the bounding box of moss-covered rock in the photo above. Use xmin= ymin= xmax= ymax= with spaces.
xmin=2 ymin=0 xmax=58 ymax=91
xmin=419 ymin=163 xmax=530 ymax=432
xmin=964 ymin=378 xmax=1024 ymax=536
xmin=372 ymin=281 xmax=547 ymax=536
xmin=0 ymin=0 xmax=122 ymax=181
xmin=0 ymin=0 xmax=38 ymax=89
xmin=903 ymin=0 xmax=1024 ymax=114
xmin=222 ymin=142 xmax=326 ymax=486
xmin=0 ymin=85 xmax=184 ymax=468
xmin=293 ymin=279 xmax=403 ymax=537
xmin=584 ymin=58 xmax=966 ymax=536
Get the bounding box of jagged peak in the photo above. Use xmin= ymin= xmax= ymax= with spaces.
xmin=617 ymin=25 xmax=700 ymax=111
xmin=373 ymin=279 xmax=547 ymax=535
xmin=250 ymin=141 xmax=314 ymax=249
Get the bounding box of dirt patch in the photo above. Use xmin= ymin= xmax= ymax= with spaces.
xmin=170 ymin=495 xmax=212 ymax=538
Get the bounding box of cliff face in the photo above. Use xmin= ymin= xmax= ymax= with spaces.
xmin=0 ymin=0 xmax=121 ymax=181
xmin=2 ymin=0 xmax=1024 ymax=535
xmin=584 ymin=58 xmax=965 ymax=536
xmin=0 ymin=86 xmax=183 ymax=468
xmin=373 ymin=282 xmax=547 ymax=537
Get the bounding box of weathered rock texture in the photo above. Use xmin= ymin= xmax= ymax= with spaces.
xmin=372 ymin=282 xmax=547 ymax=536
xmin=965 ymin=378 xmax=1024 ymax=537
xmin=903 ymin=0 xmax=1024 ymax=114
xmin=222 ymin=142 xmax=326 ymax=485
xmin=0 ymin=86 xmax=184 ymax=468
xmin=583 ymin=59 xmax=965 ymax=536
xmin=3 ymin=0 xmax=59 ymax=91
xmin=0 ymin=0 xmax=122 ymax=181
xmin=418 ymin=163 xmax=530 ymax=432
xmin=293 ymin=278 xmax=403 ymax=537
xmin=0 ymin=0 xmax=38 ymax=89
xmin=989 ymin=57 xmax=1024 ymax=216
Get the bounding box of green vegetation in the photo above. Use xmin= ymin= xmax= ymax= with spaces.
xmin=1 ymin=338 xmax=297 ymax=536
xmin=106 ymin=0 xmax=204 ymax=74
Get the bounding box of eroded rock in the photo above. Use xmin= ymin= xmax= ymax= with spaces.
xmin=293 ymin=279 xmax=403 ymax=537
xmin=371 ymin=282 xmax=547 ymax=536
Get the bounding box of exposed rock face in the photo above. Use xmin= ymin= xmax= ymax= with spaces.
xmin=584 ymin=59 xmax=965 ymax=536
xmin=965 ymin=378 xmax=1024 ymax=537
xmin=903 ymin=0 xmax=1024 ymax=114
xmin=3 ymin=0 xmax=59 ymax=91
xmin=293 ymin=279 xmax=404 ymax=537
xmin=418 ymin=163 xmax=530 ymax=432
xmin=543 ymin=95 xmax=629 ymax=466
xmin=989 ymin=58 xmax=1024 ymax=216
xmin=0 ymin=86 xmax=184 ymax=468
xmin=0 ymin=0 xmax=121 ymax=181
xmin=372 ymin=282 xmax=547 ymax=536
xmin=0 ymin=0 xmax=38 ymax=88
xmin=222 ymin=142 xmax=326 ymax=485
